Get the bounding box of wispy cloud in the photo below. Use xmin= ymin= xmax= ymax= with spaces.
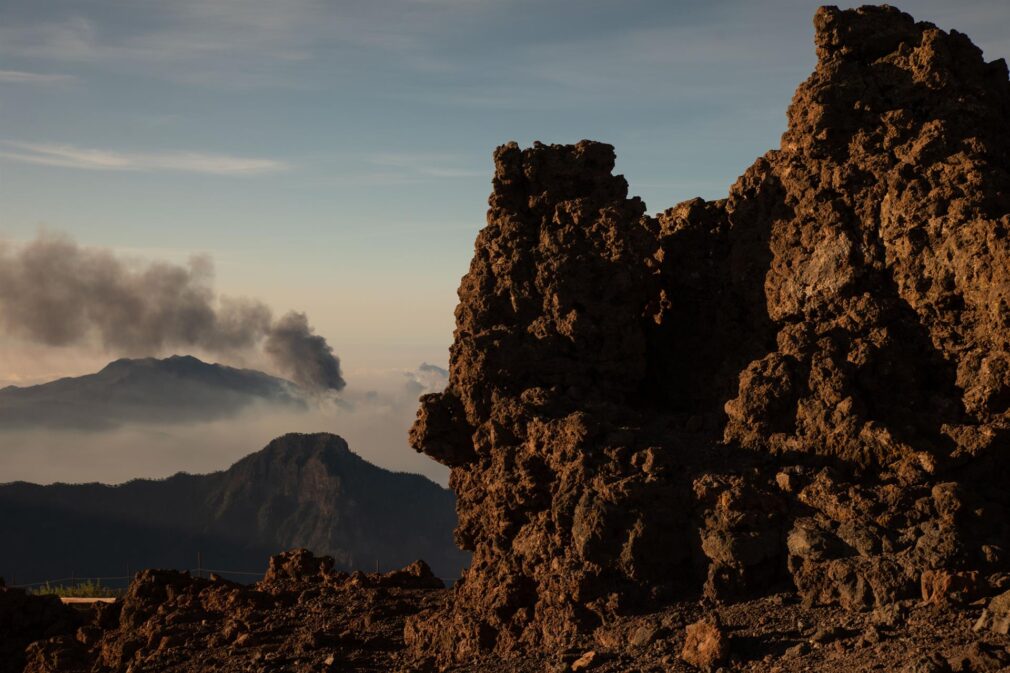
xmin=0 ymin=69 xmax=76 ymax=84
xmin=0 ymin=142 xmax=290 ymax=176
xmin=0 ymin=0 xmax=490 ymax=88
xmin=0 ymin=9 xmax=316 ymax=88
xmin=367 ymin=153 xmax=484 ymax=179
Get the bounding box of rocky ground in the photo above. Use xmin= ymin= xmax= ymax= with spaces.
xmin=6 ymin=550 xmax=1010 ymax=672
xmin=457 ymin=593 xmax=1010 ymax=673
xmin=18 ymin=550 xmax=446 ymax=673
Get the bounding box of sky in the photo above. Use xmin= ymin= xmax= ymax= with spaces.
xmin=0 ymin=0 xmax=1008 ymax=481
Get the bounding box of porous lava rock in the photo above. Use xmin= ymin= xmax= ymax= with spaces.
xmin=680 ymin=616 xmax=729 ymax=671
xmin=408 ymin=4 xmax=1010 ymax=665
xmin=23 ymin=550 xmax=446 ymax=673
xmin=974 ymin=590 xmax=1010 ymax=635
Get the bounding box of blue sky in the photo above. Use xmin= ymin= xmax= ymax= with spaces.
xmin=1 ymin=0 xmax=1008 ymax=383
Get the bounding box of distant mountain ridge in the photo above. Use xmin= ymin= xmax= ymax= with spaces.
xmin=0 ymin=433 xmax=468 ymax=583
xmin=0 ymin=355 xmax=305 ymax=430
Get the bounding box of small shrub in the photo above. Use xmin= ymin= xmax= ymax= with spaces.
xmin=29 ymin=580 xmax=121 ymax=598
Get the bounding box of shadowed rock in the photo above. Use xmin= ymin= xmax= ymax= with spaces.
xmin=0 ymin=584 xmax=81 ymax=673
xmin=407 ymin=5 xmax=1010 ymax=664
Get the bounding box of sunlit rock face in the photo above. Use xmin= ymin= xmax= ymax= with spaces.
xmin=408 ymin=5 xmax=1010 ymax=665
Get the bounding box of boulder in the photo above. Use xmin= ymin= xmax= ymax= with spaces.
xmin=680 ymin=617 xmax=729 ymax=671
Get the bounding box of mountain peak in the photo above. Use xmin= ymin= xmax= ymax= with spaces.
xmin=101 ymin=354 xmax=227 ymax=374
xmin=0 ymin=355 xmax=305 ymax=431
xmin=162 ymin=354 xmax=206 ymax=367
xmin=265 ymin=432 xmax=351 ymax=451
xmin=0 ymin=433 xmax=467 ymax=586
xmin=250 ymin=432 xmax=357 ymax=466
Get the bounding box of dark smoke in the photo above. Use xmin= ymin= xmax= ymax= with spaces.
xmin=265 ymin=312 xmax=345 ymax=392
xmin=0 ymin=233 xmax=345 ymax=392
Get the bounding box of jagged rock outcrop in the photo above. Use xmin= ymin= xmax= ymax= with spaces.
xmin=408 ymin=4 xmax=1010 ymax=664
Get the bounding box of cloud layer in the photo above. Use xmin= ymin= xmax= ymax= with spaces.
xmin=1 ymin=142 xmax=288 ymax=175
xmin=0 ymin=70 xmax=75 ymax=84
xmin=0 ymin=362 xmax=450 ymax=486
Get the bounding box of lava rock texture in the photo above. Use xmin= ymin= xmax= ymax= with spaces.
xmin=408 ymin=4 xmax=1010 ymax=665
xmin=20 ymin=550 xmax=446 ymax=673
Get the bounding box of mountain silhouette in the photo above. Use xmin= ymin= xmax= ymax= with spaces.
xmin=0 ymin=433 xmax=468 ymax=585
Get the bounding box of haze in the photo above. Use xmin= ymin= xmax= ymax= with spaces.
xmin=1 ymin=0 xmax=1007 ymax=483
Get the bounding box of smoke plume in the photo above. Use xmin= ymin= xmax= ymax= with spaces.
xmin=0 ymin=233 xmax=345 ymax=392
xmin=265 ymin=312 xmax=345 ymax=392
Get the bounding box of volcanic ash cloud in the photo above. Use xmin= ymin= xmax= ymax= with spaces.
xmin=0 ymin=233 xmax=344 ymax=392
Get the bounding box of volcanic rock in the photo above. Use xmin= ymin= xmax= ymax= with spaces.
xmin=680 ymin=617 xmax=729 ymax=671
xmin=407 ymin=3 xmax=1010 ymax=665
xmin=22 ymin=551 xmax=447 ymax=673
xmin=569 ymin=650 xmax=597 ymax=671
xmin=902 ymin=655 xmax=951 ymax=673
xmin=974 ymin=590 xmax=1010 ymax=635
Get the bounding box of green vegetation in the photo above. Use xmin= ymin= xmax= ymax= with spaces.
xmin=29 ymin=580 xmax=122 ymax=598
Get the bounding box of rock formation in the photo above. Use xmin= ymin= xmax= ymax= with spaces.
xmin=408 ymin=4 xmax=1010 ymax=664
